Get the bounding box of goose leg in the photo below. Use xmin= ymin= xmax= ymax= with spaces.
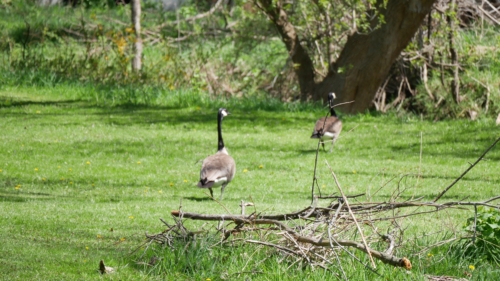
xmin=330 ymin=139 xmax=335 ymax=153
xmin=321 ymin=140 xmax=325 ymax=152
xmin=220 ymin=184 xmax=226 ymax=201
xmin=209 ymin=188 xmax=214 ymax=199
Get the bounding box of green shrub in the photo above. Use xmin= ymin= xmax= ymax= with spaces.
xmin=454 ymin=207 xmax=500 ymax=265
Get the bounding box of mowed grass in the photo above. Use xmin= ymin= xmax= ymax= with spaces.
xmin=0 ymin=86 xmax=499 ymax=280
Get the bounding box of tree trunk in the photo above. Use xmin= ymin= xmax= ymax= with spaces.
xmin=131 ymin=0 xmax=142 ymax=72
xmin=256 ymin=0 xmax=316 ymax=102
xmin=327 ymin=0 xmax=437 ymax=113
xmin=447 ymin=0 xmax=460 ymax=104
xmin=258 ymin=0 xmax=437 ymax=113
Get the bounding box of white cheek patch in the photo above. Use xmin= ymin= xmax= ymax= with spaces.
xmin=221 ymin=110 xmax=228 ymax=117
xmin=322 ymin=132 xmax=337 ymax=140
xmin=212 ymin=177 xmax=228 ymax=187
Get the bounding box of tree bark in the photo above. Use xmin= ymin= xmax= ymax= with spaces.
xmin=131 ymin=0 xmax=142 ymax=72
xmin=447 ymin=0 xmax=460 ymax=104
xmin=257 ymin=0 xmax=437 ymax=113
xmin=324 ymin=0 xmax=437 ymax=113
xmin=255 ymin=0 xmax=316 ymax=101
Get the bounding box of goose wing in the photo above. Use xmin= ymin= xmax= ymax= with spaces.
xmin=197 ymin=152 xmax=236 ymax=188
xmin=312 ymin=116 xmax=342 ymax=138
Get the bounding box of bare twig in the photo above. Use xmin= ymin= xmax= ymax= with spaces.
xmin=170 ymin=210 xmax=412 ymax=269
xmin=433 ymin=137 xmax=500 ymax=202
xmin=326 ymin=160 xmax=377 ymax=269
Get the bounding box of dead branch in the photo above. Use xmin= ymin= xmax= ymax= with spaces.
xmin=171 ymin=210 xmax=411 ymax=269
xmin=326 ymin=160 xmax=376 ymax=268
xmin=433 ymin=136 xmax=500 ymax=202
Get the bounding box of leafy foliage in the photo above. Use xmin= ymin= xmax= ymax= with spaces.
xmin=380 ymin=2 xmax=500 ymax=119
xmin=455 ymin=207 xmax=500 ymax=265
xmin=1 ymin=0 xmax=499 ymax=115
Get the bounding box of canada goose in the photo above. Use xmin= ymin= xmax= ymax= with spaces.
xmin=197 ymin=108 xmax=236 ymax=200
xmin=311 ymin=92 xmax=343 ymax=152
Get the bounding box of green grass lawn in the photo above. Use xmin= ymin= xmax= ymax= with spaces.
xmin=1 ymin=86 xmax=499 ymax=280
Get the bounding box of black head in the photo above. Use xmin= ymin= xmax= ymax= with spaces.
xmin=327 ymin=92 xmax=336 ymax=106
xmin=327 ymin=93 xmax=338 ymax=117
xmin=218 ymin=108 xmax=230 ymax=119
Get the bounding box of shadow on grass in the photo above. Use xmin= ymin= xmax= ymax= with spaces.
xmin=183 ymin=196 xmax=213 ymax=202
xmin=2 ymin=102 xmax=317 ymax=133
xmin=0 ymin=190 xmax=54 ymax=202
xmin=0 ymin=99 xmax=85 ymax=108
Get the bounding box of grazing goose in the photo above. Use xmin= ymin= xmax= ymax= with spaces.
xmin=197 ymin=108 xmax=236 ymax=200
xmin=311 ymin=92 xmax=343 ymax=152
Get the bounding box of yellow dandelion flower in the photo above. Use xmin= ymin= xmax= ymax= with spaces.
xmin=183 ymin=179 xmax=188 ymax=183
xmin=60 ymin=177 xmax=64 ymax=181
xmin=70 ymin=182 xmax=73 ymax=185
xmin=36 ymin=110 xmax=41 ymax=114
xmin=15 ymin=184 xmax=21 ymax=190
xmin=34 ymin=168 xmax=39 ymax=172
xmin=352 ymin=170 xmax=357 ymax=174
xmin=258 ymin=164 xmax=264 ymax=169
xmin=57 ymin=165 xmax=61 ymax=169
xmin=68 ymin=168 xmax=72 ymax=172
xmin=469 ymin=265 xmax=475 ymax=271
xmin=42 ymin=178 xmax=46 ymax=181
xmin=125 ymin=27 xmax=134 ymax=34
xmin=169 ymin=85 xmax=175 ymax=90
xmin=427 ymin=253 xmax=433 ymax=257
xmin=169 ymin=182 xmax=174 ymax=187
xmin=129 ymin=216 xmax=134 ymax=219
xmin=85 ymin=246 xmax=89 ymax=250
xmin=206 ymin=278 xmax=211 ymax=281
xmin=92 ymin=183 xmax=95 ymax=187
xmin=0 ymin=169 xmax=2 ymax=172
xmin=120 ymin=237 xmax=126 ymax=242
xmin=137 ymin=161 xmax=141 ymax=164
xmin=158 ymin=190 xmax=163 ymax=194
xmin=243 ymin=169 xmax=248 ymax=173
xmin=97 ymin=234 xmax=102 ymax=239
xmin=86 ymin=161 xmax=91 ymax=165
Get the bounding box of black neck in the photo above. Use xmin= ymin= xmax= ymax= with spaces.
xmin=217 ymin=113 xmax=224 ymax=151
xmin=329 ymin=106 xmax=337 ymax=117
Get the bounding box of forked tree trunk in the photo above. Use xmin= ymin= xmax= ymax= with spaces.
xmin=131 ymin=0 xmax=142 ymax=71
xmin=257 ymin=0 xmax=437 ymax=113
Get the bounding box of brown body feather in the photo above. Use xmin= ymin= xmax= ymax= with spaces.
xmin=311 ymin=93 xmax=343 ymax=152
xmin=197 ymin=149 xmax=236 ymax=189
xmin=311 ymin=116 xmax=342 ymax=140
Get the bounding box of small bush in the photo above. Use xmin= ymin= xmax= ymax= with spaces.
xmin=454 ymin=207 xmax=500 ymax=265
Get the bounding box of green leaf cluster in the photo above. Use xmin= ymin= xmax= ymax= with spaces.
xmin=461 ymin=207 xmax=500 ymax=265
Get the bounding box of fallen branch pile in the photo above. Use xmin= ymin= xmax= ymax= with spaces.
xmin=145 ymin=137 xmax=499 ymax=274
